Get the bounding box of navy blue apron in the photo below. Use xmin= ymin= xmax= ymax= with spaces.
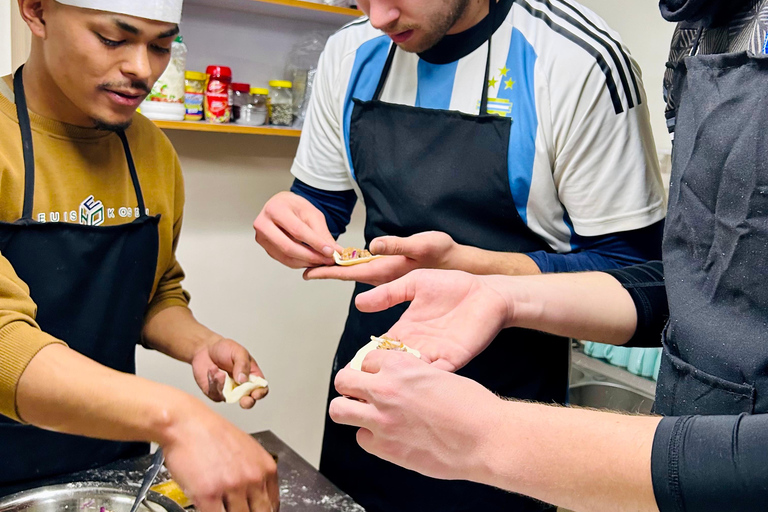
xmin=319 ymin=2 xmax=566 ymax=510
xmin=0 ymin=67 xmax=160 ymax=494
xmin=655 ymin=45 xmax=768 ymax=416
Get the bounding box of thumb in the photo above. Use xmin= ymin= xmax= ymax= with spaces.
xmin=370 ymin=236 xmax=412 ymax=257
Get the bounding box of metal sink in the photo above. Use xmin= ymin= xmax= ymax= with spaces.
xmin=569 ymin=348 xmax=656 ymax=414
xmin=569 ymin=381 xmax=654 ymax=414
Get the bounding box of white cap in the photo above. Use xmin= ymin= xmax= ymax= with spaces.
xmin=56 ymin=0 xmax=183 ymax=24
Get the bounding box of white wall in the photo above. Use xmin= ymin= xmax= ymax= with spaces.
xmin=578 ymin=0 xmax=675 ymax=153
xmin=135 ymin=0 xmax=677 ymax=469
xmin=0 ymin=0 xmax=11 ymax=76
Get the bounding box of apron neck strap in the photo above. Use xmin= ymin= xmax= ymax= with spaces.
xmin=690 ymin=24 xmax=705 ymax=57
xmin=13 ymin=66 xmax=36 ymax=221
xmin=479 ymin=0 xmax=497 ymax=115
xmin=116 ymin=130 xmax=148 ymax=217
xmin=13 ymin=66 xmax=148 ymax=221
xmin=374 ymin=0 xmax=498 ymax=115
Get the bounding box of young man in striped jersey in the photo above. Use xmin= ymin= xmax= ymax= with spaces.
xmin=254 ymin=0 xmax=666 ymax=510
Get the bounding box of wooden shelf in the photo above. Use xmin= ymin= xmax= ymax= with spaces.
xmin=247 ymin=0 xmax=361 ymax=17
xmin=153 ymin=120 xmax=301 ymax=137
xmin=186 ymin=0 xmax=363 ymax=24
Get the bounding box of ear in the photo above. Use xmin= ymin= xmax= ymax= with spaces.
xmin=17 ymin=0 xmax=47 ymax=39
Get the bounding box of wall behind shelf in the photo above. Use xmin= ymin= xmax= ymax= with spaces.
xmin=180 ymin=3 xmax=336 ymax=89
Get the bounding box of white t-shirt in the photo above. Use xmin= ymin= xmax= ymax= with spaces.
xmin=292 ymin=0 xmax=667 ymax=253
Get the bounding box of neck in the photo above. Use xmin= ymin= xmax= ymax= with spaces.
xmin=447 ymin=0 xmax=491 ymax=35
xmin=20 ymin=46 xmax=93 ymax=127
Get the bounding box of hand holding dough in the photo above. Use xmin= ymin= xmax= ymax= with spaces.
xmin=222 ymin=373 xmax=269 ymax=404
xmin=350 ymin=336 xmax=421 ymax=371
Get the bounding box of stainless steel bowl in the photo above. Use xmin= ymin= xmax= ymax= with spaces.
xmin=0 ymin=483 xmax=185 ymax=512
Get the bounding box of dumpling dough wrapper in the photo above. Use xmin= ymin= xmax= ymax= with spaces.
xmin=222 ymin=373 xmax=269 ymax=404
xmin=350 ymin=336 xmax=421 ymax=371
xmin=333 ymin=249 xmax=383 ymax=266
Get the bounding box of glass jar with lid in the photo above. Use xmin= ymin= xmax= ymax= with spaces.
xmin=239 ymin=87 xmax=269 ymax=126
xmin=230 ymin=82 xmax=251 ymax=123
xmin=269 ymin=80 xmax=293 ymax=126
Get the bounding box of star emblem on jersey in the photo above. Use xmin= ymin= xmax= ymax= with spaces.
xmin=488 ymin=77 xmax=498 ymax=88
xmin=499 ymin=66 xmax=510 ymax=77
xmin=504 ymin=79 xmax=515 ymax=90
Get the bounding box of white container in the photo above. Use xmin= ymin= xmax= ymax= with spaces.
xmin=139 ymin=100 xmax=186 ymax=121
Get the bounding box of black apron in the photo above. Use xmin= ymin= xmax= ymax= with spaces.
xmin=0 ymin=67 xmax=160 ymax=494
xmin=319 ymin=3 xmax=566 ymax=511
xmin=655 ymin=46 xmax=768 ymax=416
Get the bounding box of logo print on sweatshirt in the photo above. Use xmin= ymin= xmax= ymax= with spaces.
xmin=79 ymin=195 xmax=105 ymax=226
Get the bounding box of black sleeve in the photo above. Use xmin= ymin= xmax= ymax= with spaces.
xmin=652 ymin=414 xmax=768 ymax=511
xmin=604 ymin=261 xmax=668 ymax=347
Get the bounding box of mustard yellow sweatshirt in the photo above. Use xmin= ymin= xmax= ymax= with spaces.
xmin=0 ymin=75 xmax=190 ymax=421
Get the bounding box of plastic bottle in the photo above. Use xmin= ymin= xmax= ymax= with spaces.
xmin=204 ymin=65 xmax=232 ymax=123
xmin=140 ymin=36 xmax=187 ymax=121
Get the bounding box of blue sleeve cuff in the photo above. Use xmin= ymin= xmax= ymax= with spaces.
xmin=527 ymin=220 xmax=664 ymax=273
xmin=290 ymin=179 xmax=357 ymax=238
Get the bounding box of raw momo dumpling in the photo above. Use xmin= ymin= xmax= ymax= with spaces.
xmin=222 ymin=373 xmax=269 ymax=404
xmin=333 ymin=247 xmax=383 ymax=266
xmin=350 ymin=336 xmax=421 ymax=371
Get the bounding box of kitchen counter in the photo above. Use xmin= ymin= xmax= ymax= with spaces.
xmin=1 ymin=431 xmax=364 ymax=512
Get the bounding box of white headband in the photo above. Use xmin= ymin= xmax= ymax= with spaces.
xmin=56 ymin=0 xmax=183 ymax=24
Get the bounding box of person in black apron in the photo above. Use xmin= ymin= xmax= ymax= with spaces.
xmin=0 ymin=3 xmax=279 ymax=508
xmin=328 ymin=1 xmax=768 ymax=509
xmin=0 ymin=67 xmax=160 ymax=490
xmin=318 ymin=2 xmax=565 ymax=512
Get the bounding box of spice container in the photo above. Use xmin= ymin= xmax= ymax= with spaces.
xmin=238 ymin=87 xmax=269 ymax=126
xmin=269 ymin=80 xmax=293 ymax=126
xmin=230 ymin=82 xmax=251 ymax=123
xmin=204 ymin=65 xmax=232 ymax=123
xmin=140 ymin=36 xmax=187 ymax=121
xmin=184 ymin=71 xmax=206 ymax=121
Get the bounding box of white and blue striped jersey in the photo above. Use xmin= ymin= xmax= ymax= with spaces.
xmin=291 ymin=0 xmax=667 ymax=253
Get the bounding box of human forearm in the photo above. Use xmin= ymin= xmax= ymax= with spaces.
xmin=490 ymin=271 xmax=637 ymax=344
xmin=449 ymin=244 xmax=542 ymax=275
xmin=142 ymin=306 xmax=218 ymax=364
xmin=475 ymin=400 xmax=661 ymax=512
xmin=332 ymin=351 xmax=660 ymax=512
xmin=16 ymin=343 xmax=201 ymax=444
xmin=17 ymin=343 xmax=279 ymax=512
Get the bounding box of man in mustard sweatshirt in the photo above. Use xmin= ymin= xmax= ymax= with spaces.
xmin=0 ymin=2 xmax=279 ymax=511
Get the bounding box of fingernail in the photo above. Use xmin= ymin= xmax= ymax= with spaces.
xmin=322 ymin=246 xmax=334 ymax=256
xmin=237 ymin=373 xmax=248 ymax=384
xmin=371 ymin=241 xmax=383 ymax=254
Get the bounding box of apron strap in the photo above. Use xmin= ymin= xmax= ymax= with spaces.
xmin=690 ymin=24 xmax=705 ymax=57
xmin=116 ymin=130 xmax=148 ymax=218
xmin=373 ymin=0 xmax=498 ymax=114
xmin=13 ymin=65 xmax=36 ymax=221
xmin=373 ymin=43 xmax=397 ymax=102
xmin=479 ymin=0 xmax=498 ymax=115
